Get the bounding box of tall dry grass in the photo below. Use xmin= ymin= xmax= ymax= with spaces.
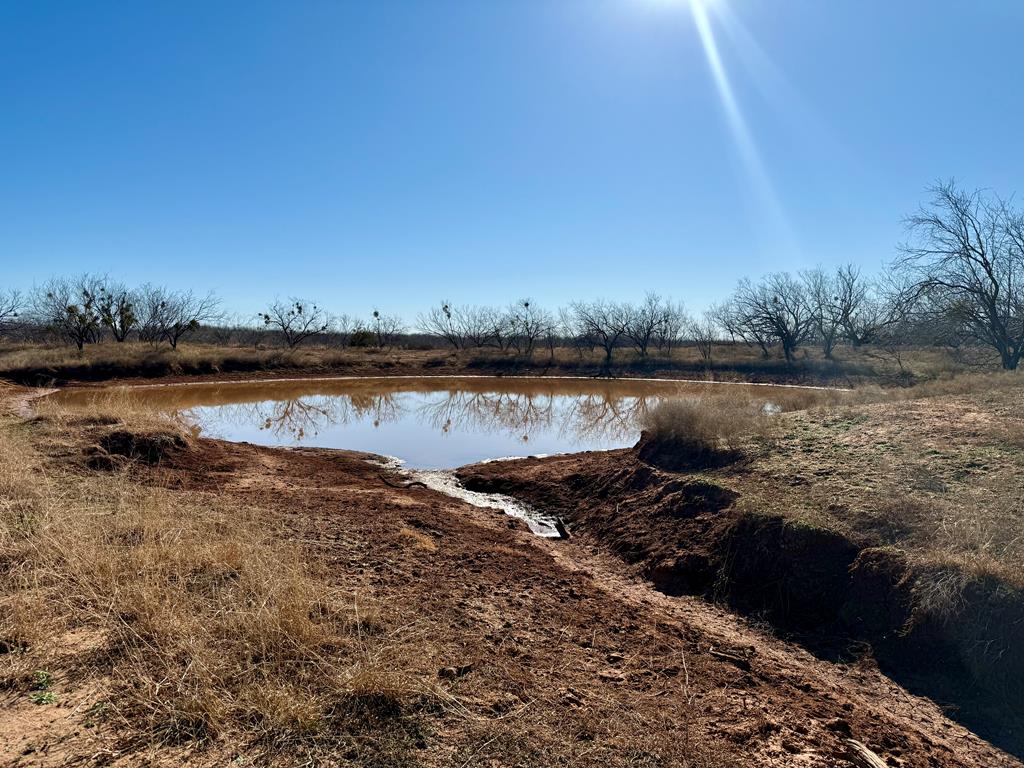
xmin=638 ymin=390 xmax=782 ymax=469
xmin=0 ymin=405 xmax=437 ymax=762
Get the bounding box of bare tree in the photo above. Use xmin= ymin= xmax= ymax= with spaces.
xmin=136 ymin=285 xmax=220 ymax=349
xmin=570 ymin=300 xmax=628 ymax=365
xmin=417 ymin=302 xmax=500 ymax=349
xmin=418 ymin=303 xmax=463 ymax=349
xmin=32 ymin=275 xmax=106 ymax=350
xmin=135 ymin=284 xmax=166 ymax=344
xmin=96 ymin=282 xmax=137 ymax=342
xmin=624 ymin=292 xmax=668 ymax=357
xmin=654 ymin=300 xmax=688 ymax=356
xmin=370 ymin=309 xmax=404 ymax=349
xmin=506 ymin=299 xmax=549 ymax=357
xmin=559 ymin=307 xmax=591 ymax=360
xmin=0 ymin=289 xmax=23 ymax=333
xmin=802 ymin=267 xmax=844 ymax=359
xmin=714 ymin=298 xmax=773 ymax=358
xmin=332 ymin=313 xmax=358 ymax=348
xmin=832 ymin=264 xmax=883 ymax=347
xmin=459 ymin=306 xmax=496 ymax=348
xmin=731 ymin=273 xmax=815 ymax=362
xmin=689 ymin=311 xmax=718 ymax=366
xmin=162 ymin=290 xmax=221 ymax=349
xmin=898 ymin=180 xmax=1024 ymax=370
xmin=487 ymin=307 xmax=515 ymax=352
xmin=261 ymin=298 xmax=330 ymax=349
xmin=865 ymin=272 xmax=927 ymax=372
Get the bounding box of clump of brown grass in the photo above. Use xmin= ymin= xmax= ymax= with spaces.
xmin=638 ymin=392 xmax=775 ymax=470
xmin=0 ymin=408 xmax=436 ymax=762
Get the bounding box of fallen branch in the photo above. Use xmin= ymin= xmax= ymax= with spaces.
xmin=844 ymin=739 xmax=887 ymax=768
xmin=378 ymin=472 xmax=428 ymax=490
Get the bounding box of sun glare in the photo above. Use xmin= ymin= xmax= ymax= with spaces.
xmin=684 ymin=0 xmax=797 ymax=252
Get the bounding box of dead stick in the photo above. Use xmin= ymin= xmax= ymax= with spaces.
xmin=844 ymin=739 xmax=887 ymax=768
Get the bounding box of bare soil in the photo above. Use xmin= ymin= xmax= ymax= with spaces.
xmin=459 ymin=387 xmax=1024 ymax=759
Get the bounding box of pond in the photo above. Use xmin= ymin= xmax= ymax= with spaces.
xmin=52 ymin=376 xmax=793 ymax=469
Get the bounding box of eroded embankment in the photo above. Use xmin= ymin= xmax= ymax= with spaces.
xmin=457 ymin=447 xmax=1024 ymax=757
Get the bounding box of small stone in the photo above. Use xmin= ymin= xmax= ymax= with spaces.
xmin=438 ymin=663 xmax=474 ymax=679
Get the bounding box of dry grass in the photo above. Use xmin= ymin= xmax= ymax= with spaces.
xmin=638 ymin=391 xmax=779 ymax=469
xmin=0 ymin=341 xmax=357 ymax=384
xmin=0 ymin=404 xmax=437 ymax=763
xmin=0 ymin=338 xmax=992 ymax=388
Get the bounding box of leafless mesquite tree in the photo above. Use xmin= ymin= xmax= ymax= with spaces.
xmin=32 ymin=275 xmax=107 ymax=350
xmin=714 ymin=299 xmax=774 ymax=358
xmin=802 ymin=268 xmax=841 ymax=358
xmin=0 ymin=289 xmax=24 ymax=331
xmin=570 ymin=300 xmax=628 ymax=365
xmin=261 ymin=299 xmax=330 ymax=349
xmin=136 ymin=285 xmax=221 ymax=349
xmin=416 ymin=303 xmax=495 ymax=349
xmin=506 ymin=299 xmax=550 ymax=357
xmin=417 ymin=303 xmax=464 ymax=349
xmin=898 ymin=180 xmax=1024 ymax=370
xmin=653 ymin=300 xmax=688 ymax=356
xmin=832 ymin=264 xmax=885 ymax=347
xmin=136 ymin=285 xmax=166 ymax=344
xmin=731 ymin=273 xmax=816 ymax=362
xmin=689 ymin=311 xmax=718 ymax=365
xmin=96 ymin=282 xmax=137 ymax=342
xmin=864 ymin=272 xmax=930 ymax=372
xmin=332 ymin=313 xmax=358 ymax=348
xmin=459 ymin=306 xmax=496 ymax=348
xmin=370 ymin=309 xmax=404 ymax=349
xmin=623 ymin=293 xmax=678 ymax=357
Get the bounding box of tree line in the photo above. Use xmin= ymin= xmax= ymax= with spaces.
xmin=2 ymin=180 xmax=1023 ymax=369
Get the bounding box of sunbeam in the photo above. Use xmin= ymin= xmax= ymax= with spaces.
xmin=689 ymin=1 xmax=798 ymax=255
xmin=712 ymin=1 xmax=850 ymax=168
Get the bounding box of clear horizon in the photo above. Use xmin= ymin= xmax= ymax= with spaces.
xmin=3 ymin=1 xmax=1023 ymax=318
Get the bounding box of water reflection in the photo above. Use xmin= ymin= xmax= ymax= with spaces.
xmin=52 ymin=376 xmax=784 ymax=468
xmin=195 ymin=387 xmax=653 ymax=448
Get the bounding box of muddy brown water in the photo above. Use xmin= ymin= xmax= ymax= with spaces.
xmin=51 ymin=376 xmax=802 ymax=469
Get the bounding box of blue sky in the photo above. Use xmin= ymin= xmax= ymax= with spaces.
xmin=2 ymin=0 xmax=1023 ymax=318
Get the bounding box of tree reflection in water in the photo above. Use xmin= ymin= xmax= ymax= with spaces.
xmin=190 ymin=388 xmax=656 ymax=446
xmin=197 ymin=392 xmax=406 ymax=440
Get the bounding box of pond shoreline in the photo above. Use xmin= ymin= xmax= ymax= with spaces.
xmin=46 ymin=375 xmax=831 ymax=470
xmin=2 ymin=343 xmax=884 ymax=390
xmin=52 ymin=372 xmax=850 ymax=392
